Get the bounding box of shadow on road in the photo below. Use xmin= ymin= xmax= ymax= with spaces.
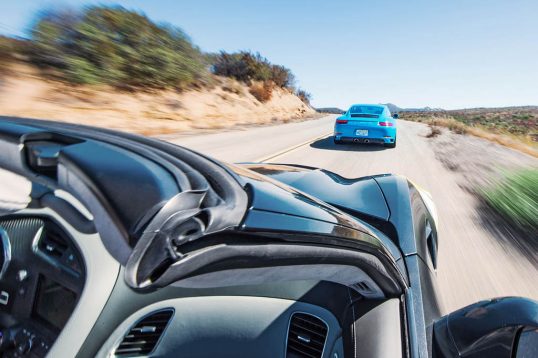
xmin=310 ymin=136 xmax=388 ymax=151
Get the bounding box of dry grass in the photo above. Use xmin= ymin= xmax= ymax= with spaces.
xmin=431 ymin=117 xmax=468 ymax=134
xmin=405 ymin=111 xmax=538 ymax=158
xmin=249 ymin=81 xmax=274 ymax=102
xmin=221 ymin=78 xmax=244 ymax=95
xmin=465 ymin=127 xmax=538 ymax=158
xmin=0 ymin=64 xmax=316 ymax=135
xmin=426 ymin=124 xmax=442 ymax=138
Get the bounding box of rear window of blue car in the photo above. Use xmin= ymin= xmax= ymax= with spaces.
xmin=349 ymin=106 xmax=384 ymax=115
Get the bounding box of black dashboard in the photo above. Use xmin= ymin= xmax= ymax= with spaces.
xmin=0 ymin=213 xmax=405 ymax=358
xmin=0 ymin=216 xmax=85 ymax=357
xmin=0 ymin=212 xmax=405 ymax=358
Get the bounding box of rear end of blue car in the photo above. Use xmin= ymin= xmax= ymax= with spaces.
xmin=333 ymin=104 xmax=397 ymax=148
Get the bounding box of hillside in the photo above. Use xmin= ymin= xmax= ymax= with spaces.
xmin=0 ymin=64 xmax=315 ymax=135
xmin=401 ymin=106 xmax=538 ymax=157
xmin=383 ymin=103 xmax=445 ymax=112
xmin=0 ymin=6 xmax=317 ymax=134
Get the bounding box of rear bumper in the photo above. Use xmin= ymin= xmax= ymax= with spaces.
xmin=334 ymin=123 xmax=396 ymax=143
xmin=337 ymin=137 xmax=388 ymax=144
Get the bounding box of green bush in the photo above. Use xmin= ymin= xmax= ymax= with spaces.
xmin=28 ymin=6 xmax=206 ymax=88
xmin=211 ymin=51 xmax=295 ymax=89
xmin=481 ymin=169 xmax=538 ymax=232
xmin=6 ymin=5 xmax=312 ymax=97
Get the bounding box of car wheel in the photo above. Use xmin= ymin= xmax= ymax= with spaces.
xmin=385 ymin=138 xmax=397 ymax=148
xmin=333 ymin=137 xmax=343 ymax=144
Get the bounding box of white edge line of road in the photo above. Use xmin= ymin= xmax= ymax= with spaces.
xmin=255 ymin=131 xmax=333 ymax=163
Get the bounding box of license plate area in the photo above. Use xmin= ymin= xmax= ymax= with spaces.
xmin=355 ymin=129 xmax=368 ymax=136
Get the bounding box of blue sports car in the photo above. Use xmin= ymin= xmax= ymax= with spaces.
xmin=333 ymin=104 xmax=398 ymax=147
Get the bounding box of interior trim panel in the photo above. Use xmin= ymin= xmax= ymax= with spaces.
xmin=98 ymin=296 xmax=343 ymax=358
xmin=0 ymin=209 xmax=120 ymax=357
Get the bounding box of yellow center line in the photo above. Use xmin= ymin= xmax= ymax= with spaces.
xmin=255 ymin=131 xmax=332 ymax=162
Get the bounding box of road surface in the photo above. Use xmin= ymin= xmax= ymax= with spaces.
xmin=166 ymin=114 xmax=538 ymax=313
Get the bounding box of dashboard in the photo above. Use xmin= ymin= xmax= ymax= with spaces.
xmin=0 ymin=211 xmax=403 ymax=358
xmin=93 ymin=291 xmax=402 ymax=358
xmin=99 ymin=295 xmax=344 ymax=357
xmin=0 ymin=216 xmax=85 ymax=357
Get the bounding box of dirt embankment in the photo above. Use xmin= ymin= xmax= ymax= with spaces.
xmin=0 ymin=65 xmax=317 ymax=135
xmin=403 ymin=109 xmax=538 ymax=158
xmin=426 ymin=126 xmax=537 ymax=190
xmin=424 ymin=126 xmax=538 ymax=262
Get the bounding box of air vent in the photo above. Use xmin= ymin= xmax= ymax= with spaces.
xmin=351 ymin=281 xmax=372 ymax=293
xmin=35 ymin=222 xmax=84 ymax=276
xmin=115 ymin=309 xmax=174 ymax=357
xmin=286 ymin=313 xmax=328 ymax=358
xmin=38 ymin=226 xmax=68 ymax=258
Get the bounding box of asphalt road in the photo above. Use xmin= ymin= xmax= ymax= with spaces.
xmin=167 ymin=114 xmax=538 ymax=313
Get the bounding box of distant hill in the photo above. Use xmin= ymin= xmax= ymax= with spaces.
xmin=383 ymin=103 xmax=403 ymax=113
xmin=316 ymin=107 xmax=345 ymax=114
xmin=403 ymin=106 xmax=445 ymax=112
xmin=383 ymin=103 xmax=444 ymax=112
xmin=445 ymin=105 xmax=538 ymax=112
xmin=318 ymin=104 xmax=445 ymax=114
xmin=318 ymin=104 xmax=537 ymax=114
xmin=316 ymin=104 xmax=437 ymax=113
xmin=399 ymin=105 xmax=538 ymax=113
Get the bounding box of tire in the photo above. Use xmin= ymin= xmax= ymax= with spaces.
xmin=385 ymin=138 xmax=396 ymax=148
xmin=333 ymin=137 xmax=343 ymax=144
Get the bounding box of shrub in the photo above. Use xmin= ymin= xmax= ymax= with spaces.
xmin=28 ymin=6 xmax=206 ymax=88
xmin=0 ymin=37 xmax=12 ymax=73
xmin=0 ymin=36 xmax=25 ymax=71
xmin=0 ymin=36 xmax=14 ymax=60
xmin=426 ymin=125 xmax=441 ymax=138
xmin=481 ymin=169 xmax=538 ymax=233
xmin=7 ymin=5 xmax=313 ymax=98
xmin=447 ymin=120 xmax=468 ymax=134
xmin=270 ymin=64 xmax=295 ymax=88
xmin=296 ymin=89 xmax=312 ymax=105
xmin=212 ymin=51 xmax=268 ymax=83
xmin=212 ymin=51 xmax=295 ymax=89
xmin=249 ymin=81 xmax=274 ymax=102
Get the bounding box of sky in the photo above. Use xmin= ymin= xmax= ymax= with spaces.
xmin=1 ymin=0 xmax=537 ymax=109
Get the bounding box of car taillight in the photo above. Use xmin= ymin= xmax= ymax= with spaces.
xmin=336 ymin=119 xmax=348 ymax=124
xmin=378 ymin=122 xmax=393 ymax=127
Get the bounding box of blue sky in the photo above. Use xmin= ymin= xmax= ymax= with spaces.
xmin=1 ymin=0 xmax=537 ymax=109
